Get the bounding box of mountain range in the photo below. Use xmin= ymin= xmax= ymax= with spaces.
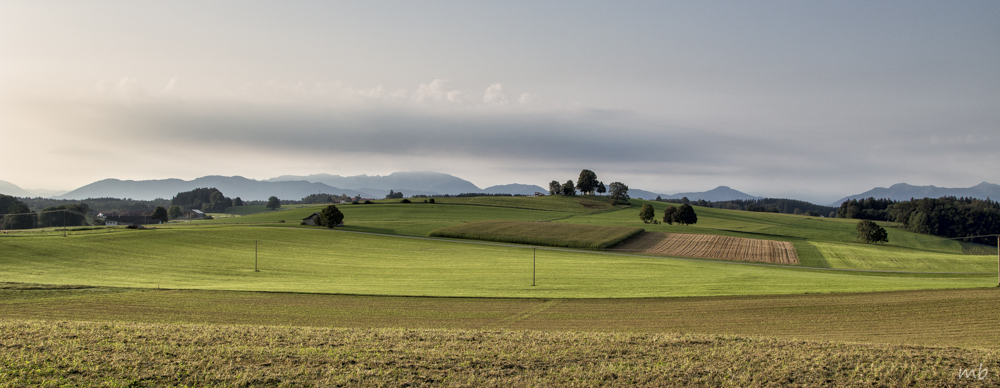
xmin=5 ymin=173 xmax=997 ymax=207
xmin=830 ymin=182 xmax=1000 ymax=206
xmin=50 ymin=172 xmax=552 ymax=201
xmin=0 ymin=180 xmax=31 ymax=197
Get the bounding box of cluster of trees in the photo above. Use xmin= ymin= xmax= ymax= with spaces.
xmin=838 ymin=196 xmax=1000 ymax=246
xmin=18 ymin=197 xmax=171 ymax=215
xmin=654 ymin=197 xmax=834 ymax=217
xmin=38 ymin=204 xmax=90 ymax=228
xmin=2 ymin=196 xmax=92 ymax=229
xmin=385 ymin=190 xmax=404 ymax=199
xmin=2 ymin=194 xmax=34 ymax=229
xmin=548 ymin=170 xmax=607 ymax=196
xmin=171 ymin=188 xmax=233 ymax=213
xmin=836 ymin=198 xmax=896 ymax=220
xmin=663 ymin=204 xmax=698 ymax=225
xmin=638 ymin=203 xmax=698 ymax=225
xmin=301 ymin=193 xmax=353 ymax=204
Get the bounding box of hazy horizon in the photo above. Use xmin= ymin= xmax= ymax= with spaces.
xmin=3 ymin=1 xmax=998 ymax=205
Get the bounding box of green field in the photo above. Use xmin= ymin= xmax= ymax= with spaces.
xmin=3 ymin=195 xmax=999 ymax=385
xmin=0 ymin=225 xmax=993 ymax=298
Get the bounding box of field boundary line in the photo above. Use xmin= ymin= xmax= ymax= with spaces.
xmin=487 ymin=299 xmax=563 ymax=329
xmin=320 ymin=228 xmax=994 ymax=275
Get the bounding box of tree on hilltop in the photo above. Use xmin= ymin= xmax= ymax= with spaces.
xmin=596 ymin=181 xmax=606 ymax=195
xmin=608 ymin=182 xmax=630 ymax=205
xmin=576 ymin=170 xmax=598 ymax=195
xmin=548 ymin=180 xmax=562 ymax=196
xmin=562 ymin=180 xmax=576 ymax=196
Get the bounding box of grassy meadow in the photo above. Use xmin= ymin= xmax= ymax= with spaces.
xmin=3 ymin=194 xmax=999 ymax=386
xmin=0 ymin=225 xmax=993 ymax=298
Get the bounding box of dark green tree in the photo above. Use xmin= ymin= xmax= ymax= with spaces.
xmin=1 ymin=195 xmax=35 ymax=230
xmin=319 ymin=205 xmax=345 ymax=227
xmin=576 ymin=169 xmax=598 ymax=195
xmin=167 ymin=205 xmax=183 ymax=220
xmin=266 ymin=196 xmax=281 ymax=210
xmin=675 ymin=204 xmax=698 ymax=226
xmin=562 ymin=180 xmax=576 ymax=196
xmin=608 ymin=182 xmax=630 ymax=205
xmin=663 ymin=205 xmax=677 ymax=225
xmin=150 ymin=206 xmax=169 ymax=223
xmin=39 ymin=204 xmax=89 ymax=227
xmin=233 ymin=197 xmax=244 ymax=207
xmin=548 ymin=180 xmax=562 ymax=195
xmin=856 ymin=220 xmax=888 ymax=244
xmin=639 ymin=203 xmax=655 ymax=223
xmin=596 ymin=181 xmax=606 ymax=195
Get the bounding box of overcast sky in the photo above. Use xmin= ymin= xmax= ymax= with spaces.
xmin=2 ymin=1 xmax=998 ymax=203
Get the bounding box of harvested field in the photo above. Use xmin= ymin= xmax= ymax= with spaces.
xmin=613 ymin=232 xmax=799 ymax=264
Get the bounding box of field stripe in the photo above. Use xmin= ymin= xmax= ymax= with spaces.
xmin=322 ymin=227 xmax=994 ymax=275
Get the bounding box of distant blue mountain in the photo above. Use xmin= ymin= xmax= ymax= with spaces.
xmin=830 ymin=182 xmax=1000 ymax=206
xmin=267 ymin=171 xmax=481 ymax=195
xmin=482 ymin=184 xmax=547 ymax=195
xmin=0 ymin=179 xmax=30 ymax=197
xmin=57 ymin=176 xmax=375 ymax=201
xmin=661 ymin=186 xmax=761 ymax=202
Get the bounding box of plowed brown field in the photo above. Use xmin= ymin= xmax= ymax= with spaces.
xmin=612 ymin=232 xmax=799 ymax=264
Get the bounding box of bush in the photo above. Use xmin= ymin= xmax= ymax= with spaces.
xmin=401 ymin=199 xmax=411 ymax=203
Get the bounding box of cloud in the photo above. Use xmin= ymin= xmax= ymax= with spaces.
xmin=162 ymin=78 xmax=180 ymax=93
xmin=97 ymin=77 xmax=147 ymax=101
xmin=483 ymin=83 xmax=508 ymax=105
xmin=412 ymin=79 xmax=462 ymax=103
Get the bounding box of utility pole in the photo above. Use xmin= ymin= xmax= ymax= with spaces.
xmin=532 ymin=247 xmax=536 ymax=286
xmin=255 ymin=240 xmax=259 ymax=272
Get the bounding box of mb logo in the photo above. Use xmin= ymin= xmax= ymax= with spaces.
xmin=958 ymin=363 xmax=989 ymax=380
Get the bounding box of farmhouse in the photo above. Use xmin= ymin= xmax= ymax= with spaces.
xmin=301 ymin=212 xmax=321 ymax=226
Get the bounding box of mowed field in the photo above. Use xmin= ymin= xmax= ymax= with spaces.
xmin=0 ymin=225 xmax=993 ymax=298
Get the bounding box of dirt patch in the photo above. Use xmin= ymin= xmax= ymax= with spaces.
xmin=612 ymin=232 xmax=799 ymax=264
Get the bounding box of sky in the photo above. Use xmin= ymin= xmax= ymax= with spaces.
xmin=1 ymin=1 xmax=998 ymax=204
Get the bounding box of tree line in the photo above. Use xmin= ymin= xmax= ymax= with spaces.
xmin=654 ymin=197 xmax=836 ymax=217
xmin=837 ymin=196 xmax=1000 ymax=246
